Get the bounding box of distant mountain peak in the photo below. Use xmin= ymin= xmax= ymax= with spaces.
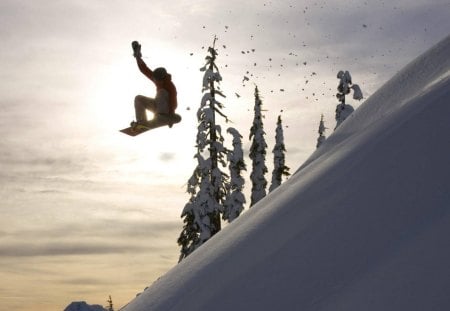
xmin=64 ymin=301 xmax=106 ymax=311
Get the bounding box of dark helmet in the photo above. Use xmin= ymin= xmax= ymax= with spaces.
xmin=153 ymin=67 xmax=168 ymax=81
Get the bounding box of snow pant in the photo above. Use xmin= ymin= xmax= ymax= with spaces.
xmin=134 ymin=89 xmax=170 ymax=121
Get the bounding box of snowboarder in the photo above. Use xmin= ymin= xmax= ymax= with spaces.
xmin=130 ymin=40 xmax=179 ymax=129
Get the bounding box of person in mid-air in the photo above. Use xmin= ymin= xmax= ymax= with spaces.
xmin=131 ymin=41 xmax=178 ymax=128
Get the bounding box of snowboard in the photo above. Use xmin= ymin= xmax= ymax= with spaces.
xmin=120 ymin=113 xmax=182 ymax=137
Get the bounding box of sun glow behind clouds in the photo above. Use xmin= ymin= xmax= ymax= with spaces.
xmin=77 ymin=42 xmax=203 ymax=190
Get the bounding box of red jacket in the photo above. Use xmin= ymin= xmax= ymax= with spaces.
xmin=136 ymin=58 xmax=178 ymax=114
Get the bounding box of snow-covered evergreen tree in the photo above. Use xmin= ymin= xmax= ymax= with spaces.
xmin=178 ymin=37 xmax=229 ymax=261
xmin=223 ymin=128 xmax=246 ymax=222
xmin=249 ymin=86 xmax=268 ymax=206
xmin=178 ymin=154 xmax=216 ymax=261
xmin=106 ymin=296 xmax=114 ymax=311
xmin=335 ymin=70 xmax=363 ymax=129
xmin=316 ymin=114 xmax=326 ymax=148
xmin=269 ymin=115 xmax=290 ymax=192
xmin=335 ymin=102 xmax=354 ymax=129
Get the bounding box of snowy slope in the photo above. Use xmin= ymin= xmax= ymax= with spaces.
xmin=121 ymin=34 xmax=450 ymax=311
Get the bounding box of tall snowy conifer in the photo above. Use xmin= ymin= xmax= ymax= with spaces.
xmin=335 ymin=70 xmax=363 ymax=129
xmin=316 ymin=114 xmax=326 ymax=148
xmin=178 ymin=37 xmax=229 ymax=261
xmin=249 ymin=86 xmax=268 ymax=206
xmin=269 ymin=115 xmax=290 ymax=192
xmin=223 ymin=128 xmax=246 ymax=222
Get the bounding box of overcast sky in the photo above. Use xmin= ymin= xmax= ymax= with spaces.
xmin=0 ymin=0 xmax=449 ymax=310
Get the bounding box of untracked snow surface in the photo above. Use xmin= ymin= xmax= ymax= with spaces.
xmin=121 ymin=35 xmax=450 ymax=311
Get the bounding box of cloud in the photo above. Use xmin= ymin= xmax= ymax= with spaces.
xmin=0 ymin=236 xmax=175 ymax=257
xmin=0 ymin=242 xmax=147 ymax=257
xmin=0 ymin=219 xmax=181 ymax=258
xmin=59 ymin=277 xmax=111 ymax=286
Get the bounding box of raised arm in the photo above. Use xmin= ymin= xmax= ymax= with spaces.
xmin=132 ymin=41 xmax=154 ymax=81
xmin=136 ymin=57 xmax=154 ymax=81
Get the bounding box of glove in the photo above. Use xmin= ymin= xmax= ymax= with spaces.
xmin=132 ymin=41 xmax=142 ymax=58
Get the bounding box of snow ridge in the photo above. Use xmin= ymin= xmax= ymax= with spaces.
xmin=121 ymin=34 xmax=450 ymax=311
xmin=300 ymin=34 xmax=450 ymax=171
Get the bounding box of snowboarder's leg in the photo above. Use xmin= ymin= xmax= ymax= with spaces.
xmin=153 ymin=89 xmax=176 ymax=127
xmin=154 ymin=89 xmax=170 ymax=115
xmin=134 ymin=95 xmax=157 ymax=122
